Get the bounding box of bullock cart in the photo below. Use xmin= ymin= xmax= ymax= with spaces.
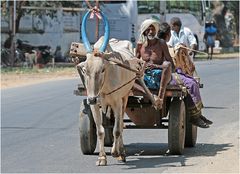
xmin=70 ymin=39 xmax=201 ymax=157
xmin=74 ymin=80 xmax=199 ymax=155
xmin=71 ymin=8 xmax=204 ymax=166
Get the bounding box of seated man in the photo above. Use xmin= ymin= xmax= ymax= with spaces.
xmin=135 ymin=19 xmax=174 ymax=109
xmin=159 ymin=22 xmax=213 ymax=128
xmin=167 ymin=17 xmax=197 ymax=61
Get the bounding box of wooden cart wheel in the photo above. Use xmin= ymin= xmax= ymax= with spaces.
xmin=79 ymin=99 xmax=97 ymax=154
xmin=184 ymin=103 xmax=197 ymax=147
xmin=103 ymin=114 xmax=114 ymax=147
xmin=168 ymin=98 xmax=186 ymax=155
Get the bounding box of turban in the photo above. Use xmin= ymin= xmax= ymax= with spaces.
xmin=138 ymin=19 xmax=160 ymax=44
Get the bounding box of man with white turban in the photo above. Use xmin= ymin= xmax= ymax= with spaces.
xmin=138 ymin=19 xmax=160 ymax=46
xmin=135 ymin=19 xmax=174 ymax=109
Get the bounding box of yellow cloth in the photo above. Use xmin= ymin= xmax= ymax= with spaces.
xmin=172 ymin=45 xmax=195 ymax=76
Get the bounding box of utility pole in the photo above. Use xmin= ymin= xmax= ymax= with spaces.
xmin=159 ymin=1 xmax=166 ymax=23
xmin=95 ymin=0 xmax=99 ymax=42
xmin=9 ymin=0 xmax=16 ymax=66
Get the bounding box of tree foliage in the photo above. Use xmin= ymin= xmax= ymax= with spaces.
xmin=210 ymin=1 xmax=239 ymax=47
xmin=1 ymin=0 xmax=83 ymax=33
xmin=226 ymin=1 xmax=239 ymax=35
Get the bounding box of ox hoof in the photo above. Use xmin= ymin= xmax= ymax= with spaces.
xmin=111 ymin=151 xmax=119 ymax=158
xmin=96 ymin=156 xmax=107 ymax=166
xmin=117 ymin=155 xmax=126 ymax=162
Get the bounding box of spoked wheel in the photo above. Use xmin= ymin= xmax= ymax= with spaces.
xmin=184 ymin=102 xmax=197 ymax=147
xmin=79 ymin=99 xmax=97 ymax=154
xmin=168 ymin=98 xmax=186 ymax=155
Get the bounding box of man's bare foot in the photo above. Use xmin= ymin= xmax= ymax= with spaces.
xmin=153 ymin=95 xmax=163 ymax=110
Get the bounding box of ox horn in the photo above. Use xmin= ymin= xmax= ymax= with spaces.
xmin=99 ymin=11 xmax=110 ymax=53
xmin=81 ymin=10 xmax=93 ymax=53
xmin=81 ymin=10 xmax=110 ymax=53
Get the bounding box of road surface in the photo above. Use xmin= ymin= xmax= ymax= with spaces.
xmin=1 ymin=58 xmax=239 ymax=173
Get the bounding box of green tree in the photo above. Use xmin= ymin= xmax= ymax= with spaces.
xmin=1 ymin=0 xmax=83 ymax=33
xmin=226 ymin=1 xmax=239 ymax=36
xmin=211 ymin=0 xmax=239 ymax=47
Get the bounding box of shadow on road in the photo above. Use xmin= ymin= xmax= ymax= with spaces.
xmin=125 ymin=143 xmax=169 ymax=156
xmin=184 ymin=143 xmax=233 ymax=157
xmin=203 ymin=106 xmax=228 ymax=109
xmin=121 ymin=142 xmax=233 ymax=170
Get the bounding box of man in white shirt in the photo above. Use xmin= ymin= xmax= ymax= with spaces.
xmin=167 ymin=17 xmax=197 ymax=59
xmin=165 ymin=18 xmax=212 ymax=128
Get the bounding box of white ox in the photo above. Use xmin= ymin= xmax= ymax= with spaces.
xmin=78 ymin=37 xmax=145 ymax=166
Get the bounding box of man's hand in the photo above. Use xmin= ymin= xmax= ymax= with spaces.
xmin=146 ymin=63 xmax=156 ymax=70
xmin=153 ymin=95 xmax=163 ymax=110
xmin=145 ymin=63 xmax=166 ymax=70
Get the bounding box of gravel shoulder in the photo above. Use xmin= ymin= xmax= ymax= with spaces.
xmin=1 ymin=68 xmax=79 ymax=89
xmin=1 ymin=52 xmax=239 ymax=90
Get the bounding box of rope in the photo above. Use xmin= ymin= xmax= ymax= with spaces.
xmin=89 ymin=51 xmax=145 ymax=96
xmin=102 ymin=57 xmax=144 ymax=95
xmin=85 ymin=0 xmax=93 ymax=9
xmin=94 ymin=51 xmax=145 ymax=77
xmin=82 ymin=0 xmax=140 ymax=97
xmin=105 ymin=76 xmax=138 ymax=96
xmin=92 ymin=67 xmax=138 ymax=97
xmin=108 ymin=59 xmax=144 ymax=76
xmin=85 ymin=0 xmax=102 ymax=19
xmin=179 ymin=45 xmax=208 ymax=55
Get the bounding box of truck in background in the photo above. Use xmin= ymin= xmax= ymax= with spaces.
xmin=137 ymin=0 xmax=207 ymax=51
xmin=80 ymin=1 xmax=138 ymax=46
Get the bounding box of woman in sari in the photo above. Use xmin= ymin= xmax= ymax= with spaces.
xmin=158 ymin=22 xmax=213 ymax=128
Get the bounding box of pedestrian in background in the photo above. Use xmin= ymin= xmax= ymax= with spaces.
xmin=204 ymin=21 xmax=217 ymax=60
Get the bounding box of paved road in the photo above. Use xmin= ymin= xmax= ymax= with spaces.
xmin=1 ymin=58 xmax=239 ymax=173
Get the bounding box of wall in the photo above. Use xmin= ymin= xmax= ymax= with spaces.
xmin=1 ymin=9 xmax=81 ymax=54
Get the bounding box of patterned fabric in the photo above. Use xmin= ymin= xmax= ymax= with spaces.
xmin=170 ymin=70 xmax=203 ymax=117
xmin=172 ymin=46 xmax=195 ymax=76
xmin=144 ymin=69 xmax=162 ymax=90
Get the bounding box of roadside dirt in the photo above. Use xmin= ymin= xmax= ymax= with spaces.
xmin=1 ymin=52 xmax=238 ymax=90
xmin=1 ymin=68 xmax=78 ymax=89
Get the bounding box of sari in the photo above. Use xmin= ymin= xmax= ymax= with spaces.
xmin=171 ymin=70 xmax=203 ymax=117
xmin=170 ymin=46 xmax=203 ymax=117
